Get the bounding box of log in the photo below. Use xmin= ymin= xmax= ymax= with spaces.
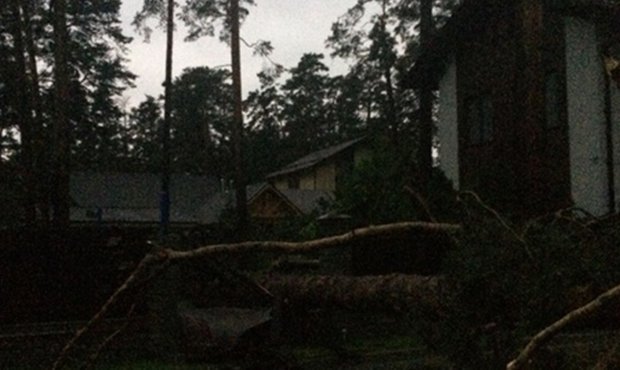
xmin=52 ymin=221 xmax=459 ymax=368
xmin=263 ymin=274 xmax=443 ymax=312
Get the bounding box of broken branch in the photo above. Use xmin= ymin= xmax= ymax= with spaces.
xmin=52 ymin=221 xmax=460 ymax=369
xmin=163 ymin=221 xmax=461 ymax=261
xmin=507 ymin=283 xmax=620 ymax=370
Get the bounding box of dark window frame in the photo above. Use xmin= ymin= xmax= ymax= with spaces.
xmin=287 ymin=176 xmax=300 ymax=189
xmin=465 ymin=94 xmax=494 ymax=146
xmin=544 ymin=71 xmax=565 ymax=129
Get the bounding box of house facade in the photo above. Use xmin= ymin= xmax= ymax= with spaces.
xmin=266 ymin=137 xmax=370 ymax=192
xmin=200 ymin=182 xmax=332 ymax=224
xmin=412 ymin=0 xmax=620 ymax=216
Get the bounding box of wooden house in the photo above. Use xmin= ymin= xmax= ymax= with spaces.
xmin=266 ymin=137 xmax=370 ymax=192
xmin=410 ymin=0 xmax=620 ymax=216
xmin=200 ymin=183 xmax=333 ymax=224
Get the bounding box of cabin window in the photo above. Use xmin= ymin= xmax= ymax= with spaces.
xmin=466 ymin=95 xmax=493 ymax=145
xmin=544 ymin=72 xmax=563 ymax=128
xmin=287 ymin=176 xmax=299 ymax=189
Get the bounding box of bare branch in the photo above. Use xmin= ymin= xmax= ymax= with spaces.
xmin=81 ymin=303 xmax=136 ymax=370
xmin=507 ymin=283 xmax=620 ymax=370
xmin=163 ymin=221 xmax=461 ymax=261
xmin=52 ymin=221 xmax=460 ymax=368
xmin=460 ymin=191 xmax=534 ymax=260
xmin=52 ymin=253 xmax=166 ymax=370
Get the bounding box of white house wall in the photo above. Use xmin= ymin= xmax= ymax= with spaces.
xmin=612 ymin=78 xmax=620 ymax=209
xmin=565 ymin=16 xmax=609 ymax=216
xmin=437 ymin=60 xmax=459 ymax=188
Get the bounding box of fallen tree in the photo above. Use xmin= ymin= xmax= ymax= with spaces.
xmin=263 ymin=274 xmax=442 ymax=313
xmin=51 ymin=205 xmax=620 ymax=370
xmin=51 ymin=221 xmax=460 ymax=369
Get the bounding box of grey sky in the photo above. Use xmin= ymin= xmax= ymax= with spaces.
xmin=119 ymin=0 xmax=358 ymax=107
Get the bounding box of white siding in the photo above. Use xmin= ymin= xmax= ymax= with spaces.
xmin=612 ymin=79 xmax=620 ymax=208
xmin=437 ymin=60 xmax=459 ymax=188
xmin=565 ymin=17 xmax=609 ymax=216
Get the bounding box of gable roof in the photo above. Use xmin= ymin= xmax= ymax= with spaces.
xmin=407 ymin=0 xmax=619 ymax=89
xmin=279 ymin=188 xmax=334 ymax=215
xmin=266 ymin=137 xmax=365 ymax=179
xmin=70 ymin=172 xmax=218 ymax=225
xmin=199 ymin=183 xmax=333 ymax=224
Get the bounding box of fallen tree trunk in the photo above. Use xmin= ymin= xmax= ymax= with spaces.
xmin=52 ymin=221 xmax=460 ymax=369
xmin=263 ymin=274 xmax=443 ymax=313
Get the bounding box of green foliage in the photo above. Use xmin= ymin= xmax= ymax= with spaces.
xmin=411 ymin=205 xmax=620 ymax=369
xmin=180 ymin=0 xmax=256 ymax=42
xmin=334 ymin=140 xmax=458 ymax=225
xmin=169 ymin=66 xmax=234 ymax=176
xmin=126 ymin=95 xmax=162 ymax=171
xmin=280 ymin=53 xmax=334 ymax=157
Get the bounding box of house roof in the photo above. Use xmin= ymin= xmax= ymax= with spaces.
xmin=70 ymin=172 xmax=218 ymax=225
xmin=406 ymin=0 xmax=620 ymax=89
xmin=199 ymin=183 xmax=266 ymax=224
xmin=199 ymin=183 xmax=333 ymax=224
xmin=279 ymin=188 xmax=334 ymax=215
xmin=265 ymin=137 xmax=365 ymax=179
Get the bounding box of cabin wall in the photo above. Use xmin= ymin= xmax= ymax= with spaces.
xmin=273 ymin=179 xmax=288 ymax=190
xmin=565 ymin=16 xmax=610 ymax=216
xmin=299 ymin=170 xmax=316 ymax=190
xmin=437 ymin=60 xmax=459 ymax=188
xmin=314 ymin=162 xmax=337 ymax=191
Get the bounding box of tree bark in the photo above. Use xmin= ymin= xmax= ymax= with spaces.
xmin=230 ymin=0 xmax=248 ymax=234
xmin=160 ymin=0 xmax=174 ymax=239
xmin=51 ymin=0 xmax=71 ymax=229
xmin=263 ymin=274 xmax=442 ymax=312
xmin=22 ymin=0 xmax=47 ymax=224
xmin=52 ymin=221 xmax=460 ymax=368
xmin=416 ymin=0 xmax=434 ymax=196
xmin=10 ymin=0 xmax=37 ymax=224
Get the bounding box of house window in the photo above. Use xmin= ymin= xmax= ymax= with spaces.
xmin=544 ymin=72 xmax=563 ymax=128
xmin=287 ymin=176 xmax=299 ymax=189
xmin=466 ymin=95 xmax=493 ymax=145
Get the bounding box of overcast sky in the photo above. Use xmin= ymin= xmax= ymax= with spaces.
xmin=119 ymin=0 xmax=358 ymax=108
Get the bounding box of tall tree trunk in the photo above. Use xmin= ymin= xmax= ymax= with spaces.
xmin=160 ymin=0 xmax=174 ymax=239
xmin=10 ymin=0 xmax=37 ymax=225
xmin=379 ymin=1 xmax=398 ymax=142
xmin=230 ymin=0 xmax=248 ymax=234
xmin=416 ymin=0 xmax=434 ymax=196
xmin=51 ymin=0 xmax=71 ymax=229
xmin=22 ymin=0 xmax=48 ymax=224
